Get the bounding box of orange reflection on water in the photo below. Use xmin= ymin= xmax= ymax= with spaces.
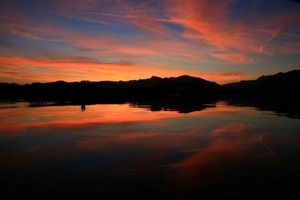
xmin=171 ymin=123 xmax=256 ymax=167
xmin=0 ymin=103 xmax=186 ymax=133
xmin=211 ymin=123 xmax=251 ymax=136
xmin=168 ymin=122 xmax=281 ymax=189
xmin=1 ymin=100 xmax=300 ymax=199
xmin=0 ymin=101 xmax=254 ymax=137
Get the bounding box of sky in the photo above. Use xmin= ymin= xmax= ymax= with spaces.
xmin=0 ymin=0 xmax=299 ymax=84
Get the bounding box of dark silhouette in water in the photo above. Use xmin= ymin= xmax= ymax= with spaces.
xmin=130 ymin=101 xmax=215 ymax=113
xmin=220 ymin=69 xmax=300 ymax=119
xmin=81 ymin=104 xmax=86 ymax=111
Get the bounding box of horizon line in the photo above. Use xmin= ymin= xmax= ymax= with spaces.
xmin=1 ymin=69 xmax=299 ymax=85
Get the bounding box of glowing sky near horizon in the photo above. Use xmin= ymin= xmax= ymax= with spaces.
xmin=0 ymin=0 xmax=299 ymax=84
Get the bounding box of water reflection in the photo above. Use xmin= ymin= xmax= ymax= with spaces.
xmin=130 ymin=101 xmax=214 ymax=113
xmin=1 ymin=101 xmax=300 ymax=199
xmin=224 ymin=97 xmax=300 ymax=119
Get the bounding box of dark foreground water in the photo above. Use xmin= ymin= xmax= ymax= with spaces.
xmin=1 ymin=101 xmax=300 ymax=199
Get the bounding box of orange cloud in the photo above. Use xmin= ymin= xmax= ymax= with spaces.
xmin=0 ymin=55 xmax=246 ymax=84
xmin=213 ymin=53 xmax=250 ymax=65
xmin=1 ymin=0 xmax=299 ymax=86
xmin=267 ymin=24 xmax=285 ymax=42
xmin=166 ymin=0 xmax=257 ymax=51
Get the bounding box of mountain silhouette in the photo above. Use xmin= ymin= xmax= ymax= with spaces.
xmin=0 ymin=75 xmax=222 ymax=103
xmin=1 ymin=70 xmax=300 ymax=118
xmin=95 ymin=75 xmax=220 ymax=89
xmin=1 ymin=70 xmax=300 ymax=103
xmin=222 ymin=69 xmax=300 ymax=119
xmin=223 ymin=69 xmax=300 ymax=92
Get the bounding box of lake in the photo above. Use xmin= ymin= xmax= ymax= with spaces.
xmin=1 ymin=101 xmax=300 ymax=199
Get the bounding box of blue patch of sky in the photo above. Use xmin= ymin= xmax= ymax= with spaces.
xmin=245 ymin=56 xmax=300 ymax=75
xmin=54 ymin=15 xmax=105 ymax=33
xmin=270 ymin=54 xmax=300 ymax=65
xmin=0 ymin=32 xmax=18 ymax=54
xmin=0 ymin=35 xmax=38 ymax=57
xmin=226 ymin=1 xmax=269 ymax=24
xmin=2 ymin=34 xmax=74 ymax=59
xmin=4 ymin=0 xmax=53 ymax=19
xmin=227 ymin=0 xmax=298 ymax=24
xmin=163 ymin=22 xmax=185 ymax=34
xmin=154 ymin=58 xmax=225 ymax=72
xmin=60 ymin=13 xmax=146 ymax=38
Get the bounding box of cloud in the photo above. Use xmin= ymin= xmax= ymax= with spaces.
xmin=0 ymin=55 xmax=150 ymax=82
xmin=9 ymin=29 xmax=42 ymax=40
xmin=259 ymin=46 xmax=264 ymax=54
xmin=267 ymin=24 xmax=285 ymax=42
xmin=1 ymin=0 xmax=300 ymax=84
xmin=212 ymin=53 xmax=249 ymax=65
xmin=0 ymin=55 xmax=248 ymax=84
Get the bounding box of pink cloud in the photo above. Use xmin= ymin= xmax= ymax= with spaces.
xmin=9 ymin=29 xmax=42 ymax=40
xmin=165 ymin=0 xmax=255 ymax=51
xmin=212 ymin=53 xmax=250 ymax=65
xmin=1 ymin=0 xmax=299 ymax=85
xmin=0 ymin=55 xmax=248 ymax=84
xmin=267 ymin=24 xmax=285 ymax=42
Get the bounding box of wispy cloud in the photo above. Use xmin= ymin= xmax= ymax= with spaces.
xmin=267 ymin=24 xmax=285 ymax=42
xmin=1 ymin=0 xmax=300 ymax=83
xmin=0 ymin=55 xmax=247 ymax=84
xmin=213 ymin=53 xmax=250 ymax=65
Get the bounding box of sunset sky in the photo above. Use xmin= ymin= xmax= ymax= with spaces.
xmin=1 ymin=0 xmax=299 ymax=84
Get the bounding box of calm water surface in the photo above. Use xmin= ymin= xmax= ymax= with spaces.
xmin=1 ymin=101 xmax=300 ymax=199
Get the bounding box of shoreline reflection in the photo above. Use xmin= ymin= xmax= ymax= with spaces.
xmin=1 ymin=101 xmax=300 ymax=199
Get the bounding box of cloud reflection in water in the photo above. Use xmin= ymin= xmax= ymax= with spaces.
xmin=1 ymin=101 xmax=300 ymax=199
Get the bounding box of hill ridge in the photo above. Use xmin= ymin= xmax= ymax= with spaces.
xmin=0 ymin=74 xmax=222 ymax=102
xmin=223 ymin=69 xmax=300 ymax=90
